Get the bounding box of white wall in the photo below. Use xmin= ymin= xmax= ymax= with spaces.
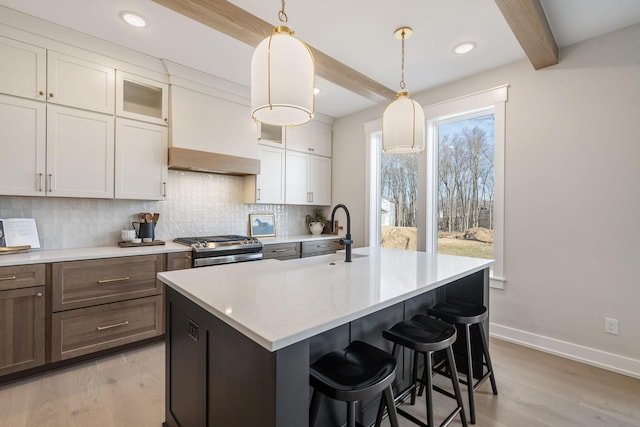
xmin=0 ymin=171 xmax=316 ymax=249
xmin=332 ymin=24 xmax=640 ymax=376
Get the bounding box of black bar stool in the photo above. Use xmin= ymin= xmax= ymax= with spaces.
xmin=428 ymin=300 xmax=498 ymax=424
xmin=309 ymin=340 xmax=400 ymax=427
xmin=381 ymin=315 xmax=467 ymax=427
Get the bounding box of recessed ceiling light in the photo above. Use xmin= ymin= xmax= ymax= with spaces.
xmin=120 ymin=11 xmax=147 ymax=28
xmin=314 ymin=87 xmax=320 ymax=95
xmin=453 ymin=41 xmax=476 ymax=55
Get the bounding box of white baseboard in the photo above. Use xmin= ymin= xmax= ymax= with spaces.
xmin=490 ymin=323 xmax=640 ymax=379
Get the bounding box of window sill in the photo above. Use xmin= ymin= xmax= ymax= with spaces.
xmin=490 ymin=274 xmax=506 ymax=290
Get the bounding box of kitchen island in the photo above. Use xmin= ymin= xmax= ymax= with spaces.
xmin=158 ymin=247 xmax=493 ymax=427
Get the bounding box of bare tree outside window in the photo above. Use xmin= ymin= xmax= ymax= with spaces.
xmin=379 ymin=112 xmax=495 ymax=261
xmin=437 ymin=114 xmax=494 ymax=259
xmin=380 ymin=152 xmax=418 ymax=250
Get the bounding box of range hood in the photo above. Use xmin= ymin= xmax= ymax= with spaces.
xmin=168 ymin=147 xmax=260 ymax=176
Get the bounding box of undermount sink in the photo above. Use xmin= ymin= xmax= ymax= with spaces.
xmin=328 ymin=252 xmax=368 ymax=265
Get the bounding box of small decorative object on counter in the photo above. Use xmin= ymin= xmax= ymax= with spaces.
xmin=121 ymin=230 xmax=136 ymax=241
xmin=249 ymin=214 xmax=276 ymax=238
xmin=119 ymin=212 xmax=164 ymax=247
xmin=132 ymin=212 xmax=160 ymax=241
xmin=306 ymin=209 xmax=326 ymax=235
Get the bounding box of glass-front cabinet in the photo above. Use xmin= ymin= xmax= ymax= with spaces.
xmin=116 ymin=71 xmax=168 ymax=125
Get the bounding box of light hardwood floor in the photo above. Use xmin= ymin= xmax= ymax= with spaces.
xmin=0 ymin=339 xmax=638 ymax=427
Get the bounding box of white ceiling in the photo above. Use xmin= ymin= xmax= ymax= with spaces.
xmin=1 ymin=0 xmax=639 ymax=119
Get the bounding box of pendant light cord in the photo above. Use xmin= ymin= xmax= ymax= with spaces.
xmin=278 ymin=0 xmax=288 ymax=23
xmin=400 ymin=29 xmax=406 ymax=90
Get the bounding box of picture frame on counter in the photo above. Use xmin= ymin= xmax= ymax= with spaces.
xmin=249 ymin=214 xmax=276 ymax=237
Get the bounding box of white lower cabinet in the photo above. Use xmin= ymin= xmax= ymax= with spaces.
xmin=46 ymin=105 xmax=114 ymax=198
xmin=285 ymin=151 xmax=331 ymax=205
xmin=0 ymin=95 xmax=46 ymax=196
xmin=115 ymin=118 xmax=168 ymax=200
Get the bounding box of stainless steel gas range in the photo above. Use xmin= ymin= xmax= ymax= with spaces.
xmin=173 ymin=235 xmax=263 ymax=267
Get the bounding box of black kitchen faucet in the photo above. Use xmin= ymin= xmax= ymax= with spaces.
xmin=330 ymin=204 xmax=353 ymax=262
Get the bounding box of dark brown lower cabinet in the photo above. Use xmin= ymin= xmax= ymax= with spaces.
xmin=164 ymin=286 xmax=309 ymax=427
xmin=0 ymin=286 xmax=45 ymax=376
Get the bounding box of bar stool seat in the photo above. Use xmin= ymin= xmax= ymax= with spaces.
xmin=381 ymin=315 xmax=468 ymax=427
xmin=309 ymin=340 xmax=400 ymax=427
xmin=428 ymin=300 xmax=498 ymax=424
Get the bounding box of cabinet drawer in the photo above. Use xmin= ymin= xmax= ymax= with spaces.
xmin=51 ymin=295 xmax=163 ymax=362
xmin=52 ymin=254 xmax=162 ymax=311
xmin=0 ymin=264 xmax=45 ymax=291
xmin=301 ymin=239 xmax=344 ymax=257
xmin=263 ymin=242 xmax=300 ymax=260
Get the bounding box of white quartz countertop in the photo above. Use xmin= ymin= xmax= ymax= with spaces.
xmin=157 ymin=247 xmax=493 ymax=352
xmin=259 ymin=234 xmax=344 ymax=244
xmin=0 ymin=242 xmax=190 ymax=266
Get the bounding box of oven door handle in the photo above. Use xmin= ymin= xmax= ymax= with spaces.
xmin=193 ymin=252 xmax=263 ymax=268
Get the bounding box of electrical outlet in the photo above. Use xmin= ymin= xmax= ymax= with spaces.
xmin=188 ymin=319 xmax=199 ymax=341
xmin=604 ymin=317 xmax=619 ymax=335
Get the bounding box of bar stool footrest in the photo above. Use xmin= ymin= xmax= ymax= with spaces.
xmin=397 ymin=406 xmax=463 ymax=427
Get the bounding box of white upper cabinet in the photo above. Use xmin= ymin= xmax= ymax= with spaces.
xmin=46 ymin=105 xmax=114 ymax=198
xmin=0 ymin=36 xmax=46 ymax=101
xmin=0 ymin=95 xmax=46 ymax=196
xmin=115 ymin=118 xmax=168 ymax=200
xmin=251 ymin=145 xmax=286 ymax=204
xmin=257 ymin=123 xmax=285 ymax=148
xmin=47 ymin=51 xmax=115 ymax=114
xmin=170 ymin=85 xmax=258 ymax=159
xmin=116 ymin=71 xmax=168 ymax=126
xmin=285 ymin=151 xmax=332 ymax=206
xmin=309 ymin=154 xmax=332 ymax=205
xmin=285 ymin=121 xmax=332 ymax=157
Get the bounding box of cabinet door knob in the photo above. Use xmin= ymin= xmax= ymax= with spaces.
xmin=49 ymin=93 xmax=54 ymax=98
xmin=36 ymin=292 xmax=43 ymax=297
xmin=39 ymin=91 xmax=44 ymax=96
xmin=164 ymin=118 xmax=168 ymax=122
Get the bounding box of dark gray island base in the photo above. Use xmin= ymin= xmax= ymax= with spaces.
xmin=161 ymin=254 xmax=490 ymax=427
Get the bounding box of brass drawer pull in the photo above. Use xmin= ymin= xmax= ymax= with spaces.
xmin=97 ymin=276 xmax=130 ymax=284
xmin=0 ymin=275 xmax=17 ymax=281
xmin=97 ymin=321 xmax=129 ymax=331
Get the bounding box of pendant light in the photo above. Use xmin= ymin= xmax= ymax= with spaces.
xmin=382 ymin=27 xmax=425 ymax=153
xmin=251 ymin=0 xmax=315 ymax=127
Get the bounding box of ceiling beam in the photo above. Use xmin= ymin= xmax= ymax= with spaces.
xmin=152 ymin=0 xmax=396 ymax=103
xmin=495 ymin=0 xmax=558 ymax=69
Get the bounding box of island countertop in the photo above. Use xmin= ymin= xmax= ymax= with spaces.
xmin=157 ymin=247 xmax=493 ymax=352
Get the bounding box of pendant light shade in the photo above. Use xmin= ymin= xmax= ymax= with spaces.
xmin=382 ymin=27 xmax=425 ymax=153
xmin=251 ymin=2 xmax=314 ymax=127
xmin=383 ymin=91 xmax=425 ymax=153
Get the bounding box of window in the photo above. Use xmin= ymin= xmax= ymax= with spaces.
xmin=435 ymin=110 xmax=494 ymax=260
xmin=366 ymin=85 xmax=507 ymax=288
